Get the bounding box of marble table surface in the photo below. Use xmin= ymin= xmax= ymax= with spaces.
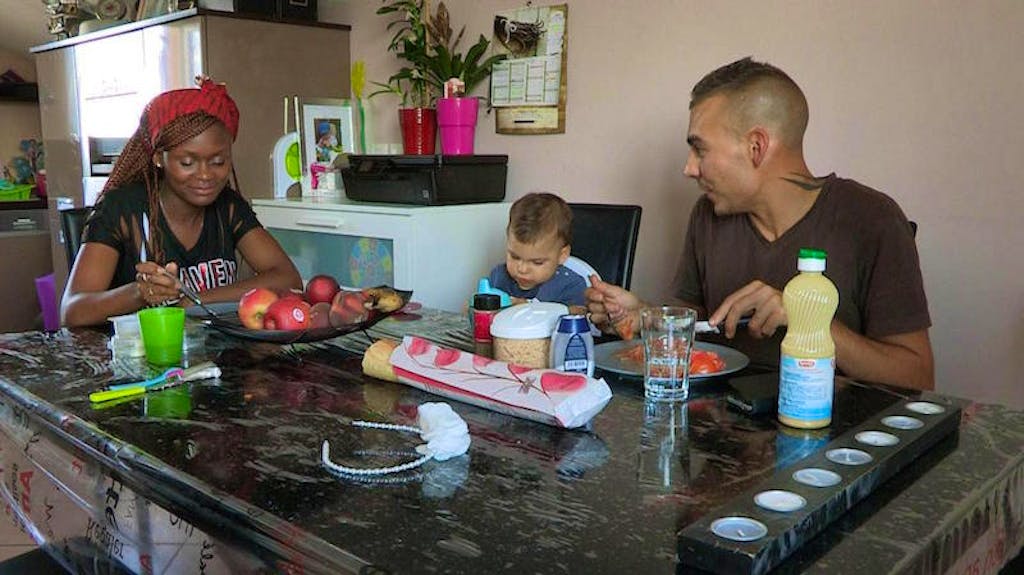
xmin=0 ymin=309 xmax=1020 ymax=573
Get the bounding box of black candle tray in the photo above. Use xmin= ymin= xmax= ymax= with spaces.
xmin=678 ymin=395 xmax=966 ymax=574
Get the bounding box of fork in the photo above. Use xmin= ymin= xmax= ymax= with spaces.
xmin=159 ymin=269 xmax=220 ymax=318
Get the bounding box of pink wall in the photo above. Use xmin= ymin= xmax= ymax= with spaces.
xmin=327 ymin=1 xmax=1024 ymax=407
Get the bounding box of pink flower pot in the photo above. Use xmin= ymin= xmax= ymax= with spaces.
xmin=437 ymin=97 xmax=479 ymax=155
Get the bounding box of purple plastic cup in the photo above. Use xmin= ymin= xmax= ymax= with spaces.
xmin=35 ymin=273 xmax=59 ymax=331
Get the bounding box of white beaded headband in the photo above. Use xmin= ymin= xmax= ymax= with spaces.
xmin=321 ymin=402 xmax=471 ymax=476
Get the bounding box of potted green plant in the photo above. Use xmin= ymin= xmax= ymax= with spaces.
xmin=423 ymin=3 xmax=507 ymax=154
xmin=371 ymin=0 xmax=436 ymax=154
xmin=371 ymin=0 xmax=505 ymax=155
xmin=419 ymin=3 xmax=506 ymax=98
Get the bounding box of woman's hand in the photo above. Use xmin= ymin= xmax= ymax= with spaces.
xmin=134 ymin=261 xmax=182 ymax=307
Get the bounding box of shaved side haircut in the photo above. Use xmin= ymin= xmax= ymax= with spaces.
xmin=690 ymin=57 xmax=809 ymax=149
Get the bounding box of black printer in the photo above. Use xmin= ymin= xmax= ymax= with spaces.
xmin=341 ymin=154 xmax=508 ymax=205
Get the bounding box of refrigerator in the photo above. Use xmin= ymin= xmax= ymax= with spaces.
xmin=32 ymin=8 xmax=351 ymax=296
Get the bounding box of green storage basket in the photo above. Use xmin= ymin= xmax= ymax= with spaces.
xmin=0 ymin=184 xmax=34 ymax=201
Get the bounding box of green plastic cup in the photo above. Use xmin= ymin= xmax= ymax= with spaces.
xmin=138 ymin=307 xmax=185 ymax=366
xmin=145 ymin=385 xmax=192 ymax=419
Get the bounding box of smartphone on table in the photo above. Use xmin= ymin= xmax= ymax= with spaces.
xmin=725 ymin=372 xmax=779 ymax=416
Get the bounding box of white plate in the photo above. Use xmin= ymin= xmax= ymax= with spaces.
xmin=593 ymin=340 xmax=749 ymax=380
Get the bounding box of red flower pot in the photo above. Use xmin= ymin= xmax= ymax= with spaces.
xmin=399 ymin=107 xmax=437 ymax=155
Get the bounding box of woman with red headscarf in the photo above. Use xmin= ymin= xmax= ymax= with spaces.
xmin=61 ymin=77 xmax=301 ymax=327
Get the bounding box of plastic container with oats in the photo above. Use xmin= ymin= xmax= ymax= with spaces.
xmin=490 ymin=302 xmax=569 ymax=369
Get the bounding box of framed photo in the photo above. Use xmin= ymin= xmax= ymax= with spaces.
xmin=136 ymin=0 xmax=157 ymax=20
xmin=295 ymin=97 xmax=357 ymax=174
xmin=137 ymin=0 xmax=194 ymax=21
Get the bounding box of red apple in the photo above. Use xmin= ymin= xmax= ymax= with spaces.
xmin=305 ymin=274 xmax=341 ymax=305
xmin=238 ymin=288 xmax=279 ymax=329
xmin=309 ymin=302 xmax=332 ymax=329
xmin=329 ymin=290 xmax=371 ymax=327
xmin=263 ymin=299 xmax=311 ymax=331
xmin=278 ymin=289 xmax=306 ymax=304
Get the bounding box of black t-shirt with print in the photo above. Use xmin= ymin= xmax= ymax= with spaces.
xmin=83 ymin=182 xmax=261 ymax=293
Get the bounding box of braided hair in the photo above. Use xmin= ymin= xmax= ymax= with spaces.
xmin=101 ymin=111 xmax=240 ymax=265
xmin=99 ymin=77 xmax=240 ymax=266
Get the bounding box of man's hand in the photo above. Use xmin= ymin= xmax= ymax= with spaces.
xmin=711 ymin=280 xmax=935 ymax=390
xmin=709 ymin=280 xmax=786 ymax=338
xmin=585 ymin=276 xmax=642 ymax=338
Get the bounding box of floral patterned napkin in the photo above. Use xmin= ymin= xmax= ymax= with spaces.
xmin=389 ymin=336 xmax=612 ymax=428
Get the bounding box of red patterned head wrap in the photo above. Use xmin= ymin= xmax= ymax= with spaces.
xmin=98 ymin=77 xmax=243 ymax=265
xmin=143 ymin=77 xmax=239 ymax=149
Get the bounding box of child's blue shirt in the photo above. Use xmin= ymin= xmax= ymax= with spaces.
xmin=488 ymin=264 xmax=587 ymax=306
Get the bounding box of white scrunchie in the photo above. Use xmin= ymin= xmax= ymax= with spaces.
xmin=321 ymin=402 xmax=470 ymax=476
xmin=415 ymin=402 xmax=471 ymax=461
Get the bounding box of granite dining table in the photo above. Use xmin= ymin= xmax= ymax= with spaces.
xmin=0 ymin=308 xmax=1021 ymax=574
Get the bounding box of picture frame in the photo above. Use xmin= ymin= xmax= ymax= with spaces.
xmin=294 ymin=97 xmax=357 ymax=175
xmin=135 ymin=0 xmax=156 ymax=20
xmin=137 ymin=0 xmax=194 ymax=21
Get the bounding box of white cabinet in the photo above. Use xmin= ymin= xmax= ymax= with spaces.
xmin=253 ymin=199 xmax=511 ymax=312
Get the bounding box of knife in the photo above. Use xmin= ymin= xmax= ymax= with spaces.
xmin=695 ymin=317 xmax=751 ymax=335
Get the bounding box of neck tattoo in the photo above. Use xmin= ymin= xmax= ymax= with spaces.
xmin=781 ymin=173 xmax=827 ymax=191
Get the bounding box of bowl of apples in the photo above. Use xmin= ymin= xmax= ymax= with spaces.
xmin=191 ymin=275 xmax=411 ymax=344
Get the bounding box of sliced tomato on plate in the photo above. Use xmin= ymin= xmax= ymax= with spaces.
xmin=689 ymin=349 xmax=727 ymax=375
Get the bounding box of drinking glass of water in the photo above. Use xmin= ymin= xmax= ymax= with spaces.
xmin=640 ymin=306 xmax=697 ymax=402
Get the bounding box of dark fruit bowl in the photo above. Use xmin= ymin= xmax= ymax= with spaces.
xmin=186 ymin=289 xmax=412 ymax=344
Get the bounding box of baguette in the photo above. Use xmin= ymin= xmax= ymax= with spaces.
xmin=361 ymin=338 xmax=401 ymax=382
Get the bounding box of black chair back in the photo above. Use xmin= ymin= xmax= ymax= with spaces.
xmin=568 ymin=203 xmax=642 ymax=289
xmin=60 ymin=207 xmax=92 ymax=269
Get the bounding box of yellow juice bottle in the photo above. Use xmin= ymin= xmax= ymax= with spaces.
xmin=778 ymin=248 xmax=839 ymax=429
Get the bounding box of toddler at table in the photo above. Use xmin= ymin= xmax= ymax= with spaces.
xmin=487 ymin=192 xmax=588 ymax=307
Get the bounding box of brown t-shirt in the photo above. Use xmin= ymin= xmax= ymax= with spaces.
xmin=673 ymin=174 xmax=930 ymax=368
